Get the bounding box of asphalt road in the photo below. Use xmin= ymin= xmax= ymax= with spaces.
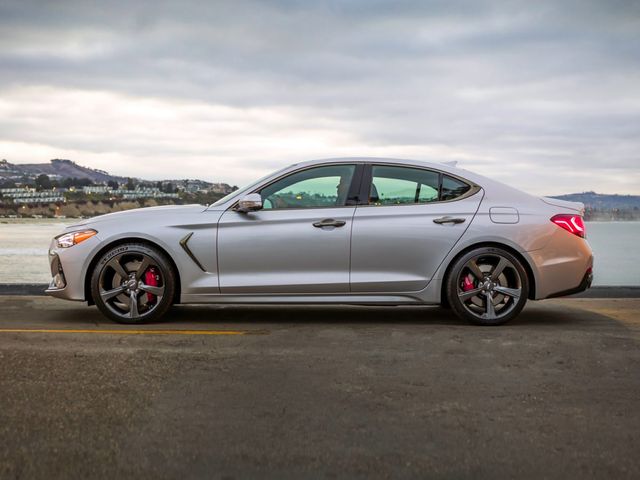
xmin=0 ymin=296 xmax=638 ymax=479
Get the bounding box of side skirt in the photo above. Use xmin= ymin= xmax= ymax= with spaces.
xmin=179 ymin=293 xmax=436 ymax=305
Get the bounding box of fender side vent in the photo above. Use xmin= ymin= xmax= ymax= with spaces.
xmin=179 ymin=232 xmax=206 ymax=272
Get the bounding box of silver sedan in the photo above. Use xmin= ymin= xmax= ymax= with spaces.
xmin=46 ymin=158 xmax=593 ymax=325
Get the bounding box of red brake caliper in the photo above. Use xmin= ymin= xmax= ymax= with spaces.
xmin=462 ymin=274 xmax=475 ymax=292
xmin=144 ymin=267 xmax=160 ymax=305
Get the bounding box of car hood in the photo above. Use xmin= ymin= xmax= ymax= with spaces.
xmin=67 ymin=204 xmax=207 ymax=229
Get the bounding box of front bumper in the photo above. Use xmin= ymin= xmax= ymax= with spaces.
xmin=47 ymin=251 xmax=67 ymax=290
xmin=45 ymin=235 xmax=101 ymax=301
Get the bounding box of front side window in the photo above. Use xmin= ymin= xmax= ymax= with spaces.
xmin=369 ymin=165 xmax=440 ymax=206
xmin=260 ymin=164 xmax=356 ymax=210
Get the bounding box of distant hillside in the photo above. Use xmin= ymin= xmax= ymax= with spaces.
xmin=550 ymin=192 xmax=640 ymax=210
xmin=0 ymin=159 xmax=127 ymax=184
xmin=550 ymin=192 xmax=640 ymax=221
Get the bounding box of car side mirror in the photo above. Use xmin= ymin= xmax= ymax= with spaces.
xmin=236 ymin=193 xmax=263 ymax=213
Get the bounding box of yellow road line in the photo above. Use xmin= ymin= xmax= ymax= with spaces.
xmin=0 ymin=328 xmax=262 ymax=336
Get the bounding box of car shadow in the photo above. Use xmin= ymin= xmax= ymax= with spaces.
xmin=157 ymin=301 xmax=627 ymax=330
xmin=167 ymin=304 xmax=466 ymax=326
xmin=47 ymin=298 xmax=632 ymax=330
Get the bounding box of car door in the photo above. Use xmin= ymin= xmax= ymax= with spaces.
xmin=217 ymin=164 xmax=360 ymax=294
xmin=350 ymin=164 xmax=483 ymax=292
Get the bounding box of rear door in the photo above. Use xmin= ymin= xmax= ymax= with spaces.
xmin=350 ymin=164 xmax=483 ymax=292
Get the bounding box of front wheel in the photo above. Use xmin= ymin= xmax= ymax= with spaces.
xmin=90 ymin=243 xmax=175 ymax=324
xmin=446 ymin=247 xmax=529 ymax=326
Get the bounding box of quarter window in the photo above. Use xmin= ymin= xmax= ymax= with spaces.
xmin=260 ymin=165 xmax=356 ymax=210
xmin=441 ymin=175 xmax=471 ymax=201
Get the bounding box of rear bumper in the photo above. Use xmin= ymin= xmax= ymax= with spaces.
xmin=545 ymin=267 xmax=593 ymax=299
xmin=528 ymin=229 xmax=594 ymax=300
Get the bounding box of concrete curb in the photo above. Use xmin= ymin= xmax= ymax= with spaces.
xmin=0 ymin=284 xmax=638 ymax=298
xmin=571 ymin=286 xmax=640 ymax=298
xmin=0 ymin=284 xmax=49 ymax=295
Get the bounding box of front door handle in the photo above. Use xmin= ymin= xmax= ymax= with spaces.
xmin=313 ymin=218 xmax=346 ymax=228
xmin=433 ymin=216 xmax=466 ymax=225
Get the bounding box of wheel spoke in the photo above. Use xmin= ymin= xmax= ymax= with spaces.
xmin=493 ymin=285 xmax=521 ymax=299
xmin=490 ymin=257 xmax=509 ymax=281
xmin=107 ymin=256 xmax=128 ymax=279
xmin=467 ymin=260 xmax=484 ymax=280
xmin=135 ymin=256 xmax=152 ymax=281
xmin=484 ymin=292 xmax=496 ymax=319
xmin=100 ymin=285 xmax=127 ymax=301
xmin=129 ymin=290 xmax=139 ymax=318
xmin=458 ymin=287 xmax=483 ymax=301
xmin=138 ymin=283 xmax=164 ymax=297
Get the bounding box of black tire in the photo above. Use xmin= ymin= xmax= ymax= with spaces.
xmin=90 ymin=242 xmax=176 ymax=324
xmin=446 ymin=247 xmax=529 ymax=326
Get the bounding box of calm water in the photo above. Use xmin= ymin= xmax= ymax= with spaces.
xmin=0 ymin=219 xmax=638 ymax=286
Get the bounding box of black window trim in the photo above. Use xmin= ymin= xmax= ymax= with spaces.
xmin=358 ymin=163 xmax=481 ymax=207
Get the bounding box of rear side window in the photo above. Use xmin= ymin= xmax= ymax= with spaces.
xmin=370 ymin=166 xmax=439 ymax=206
xmin=368 ymin=166 xmax=472 ymax=205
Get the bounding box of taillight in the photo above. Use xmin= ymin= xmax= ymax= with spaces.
xmin=551 ymin=214 xmax=586 ymax=238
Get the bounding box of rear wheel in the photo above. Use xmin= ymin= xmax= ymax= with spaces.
xmin=91 ymin=243 xmax=175 ymax=324
xmin=446 ymin=247 xmax=529 ymax=326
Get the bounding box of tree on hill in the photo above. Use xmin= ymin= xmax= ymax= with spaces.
xmin=35 ymin=174 xmax=52 ymax=191
xmin=61 ymin=177 xmax=94 ymax=188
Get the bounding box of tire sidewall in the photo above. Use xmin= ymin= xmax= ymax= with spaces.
xmin=91 ymin=243 xmax=175 ymax=324
xmin=446 ymin=247 xmax=529 ymax=326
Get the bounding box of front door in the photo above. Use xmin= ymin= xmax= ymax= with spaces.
xmin=217 ymin=164 xmax=359 ymax=294
xmin=350 ymin=164 xmax=483 ymax=292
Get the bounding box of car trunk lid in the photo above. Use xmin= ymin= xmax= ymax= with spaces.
xmin=540 ymin=197 xmax=585 ymax=215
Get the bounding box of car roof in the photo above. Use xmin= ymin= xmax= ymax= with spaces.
xmin=291 ymin=157 xmax=455 ymax=170
xmin=289 ymin=157 xmax=480 ymax=184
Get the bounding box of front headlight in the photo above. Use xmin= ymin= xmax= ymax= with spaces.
xmin=56 ymin=229 xmax=98 ymax=248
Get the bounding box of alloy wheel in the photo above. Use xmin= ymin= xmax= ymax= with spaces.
xmin=456 ymin=253 xmax=523 ymax=322
xmin=98 ymin=252 xmax=165 ymax=320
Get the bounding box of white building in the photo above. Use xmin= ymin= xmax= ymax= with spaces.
xmin=83 ymin=185 xmax=111 ymax=194
xmin=115 ymin=187 xmax=179 ymax=200
xmin=1 ymin=189 xmax=65 ymax=204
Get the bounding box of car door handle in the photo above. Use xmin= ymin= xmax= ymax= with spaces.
xmin=433 ymin=216 xmax=466 ymax=225
xmin=313 ymin=218 xmax=346 ymax=228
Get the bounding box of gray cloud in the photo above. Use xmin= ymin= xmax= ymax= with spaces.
xmin=0 ymin=0 xmax=639 ymax=193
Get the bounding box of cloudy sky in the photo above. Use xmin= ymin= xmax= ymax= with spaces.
xmin=0 ymin=0 xmax=639 ymax=194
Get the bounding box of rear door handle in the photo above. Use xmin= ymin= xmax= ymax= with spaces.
xmin=313 ymin=218 xmax=346 ymax=228
xmin=433 ymin=216 xmax=466 ymax=225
